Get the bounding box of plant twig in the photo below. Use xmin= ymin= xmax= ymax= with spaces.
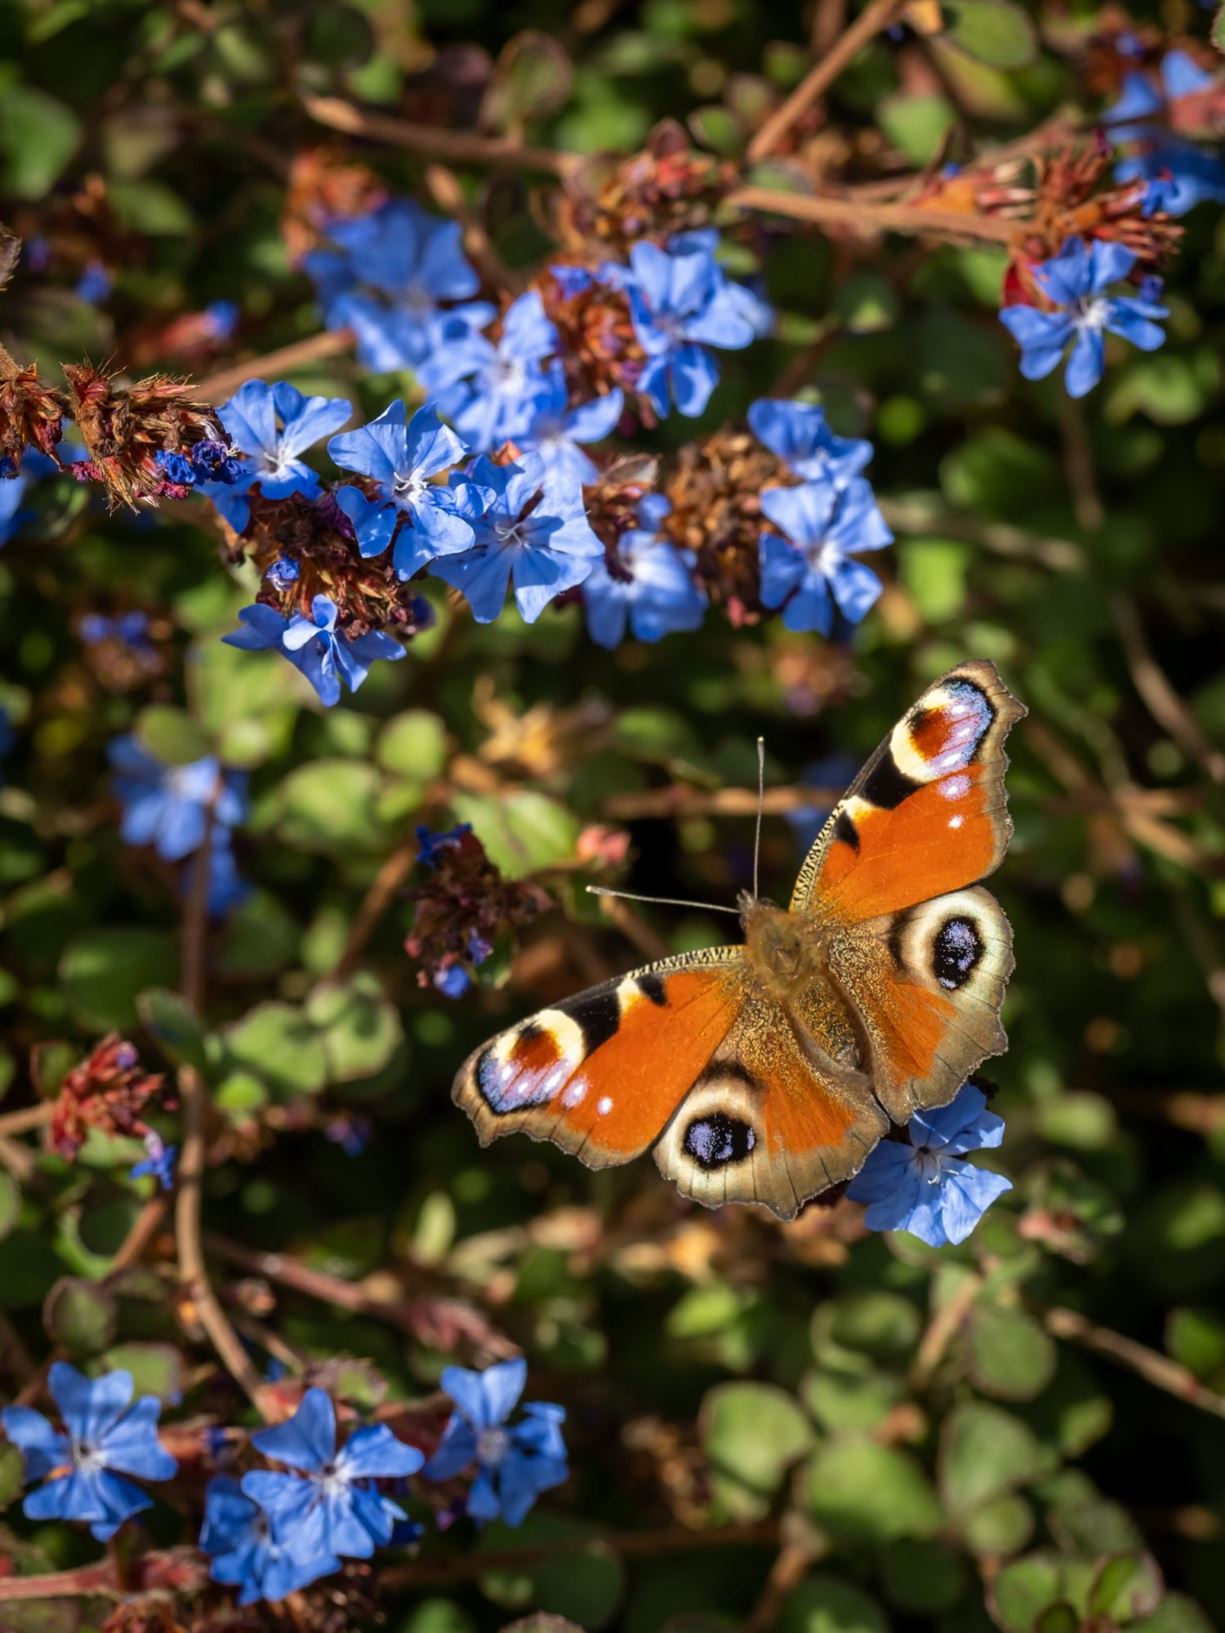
xmin=600 ymin=784 xmax=843 ymax=821
xmin=879 ymin=494 xmax=1087 ymax=573
xmin=0 ymin=1101 xmax=53 ymax=1139
xmin=747 ymin=0 xmax=904 ymax=162
xmin=1113 ymin=594 xmax=1225 ymax=786
xmin=300 ymin=93 xmax=576 ymax=177
xmin=911 ymin=1273 xmax=982 ymax=1388
xmin=0 ymin=1561 xmax=121 ymax=1603
xmin=195 ymin=327 xmax=356 ymax=403
xmin=327 ymin=838 xmax=421 ymax=986
xmin=1044 ymin=1306 xmax=1225 ymax=1421
xmin=729 ymin=183 xmax=1018 ymax=245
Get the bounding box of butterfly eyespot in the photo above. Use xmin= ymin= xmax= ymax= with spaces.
xmin=932 ymin=916 xmax=983 ymax=990
xmin=683 ymin=1111 xmax=757 ymax=1171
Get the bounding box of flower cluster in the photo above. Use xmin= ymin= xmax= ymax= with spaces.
xmin=848 ymin=1081 xmax=1013 ymax=1248
xmin=50 ymin=1035 xmax=168 ymax=1161
xmin=2 ymin=1365 xmax=568 ymax=1608
xmin=406 ymin=824 xmax=545 ymax=998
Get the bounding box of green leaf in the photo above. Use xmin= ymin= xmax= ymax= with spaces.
xmin=214 ymin=889 xmax=300 ymax=980
xmin=134 ymin=705 xmax=212 ymax=766
xmin=0 ymin=1170 xmax=20 ymax=1241
xmin=0 ymin=1229 xmax=64 ymax=1307
xmin=377 ymin=710 xmax=448 ymax=780
xmin=963 ymin=1302 xmax=1056 ymax=1401
xmin=802 ymin=1361 xmax=907 ymax=1434
xmin=61 ymin=929 xmax=180 ymax=1031
xmin=102 ymin=1342 xmax=183 ymax=1403
xmin=1166 ymin=1306 xmax=1225 ymax=1381
xmin=832 ymin=272 xmax=899 ymax=335
xmin=0 ymin=84 xmax=82 ymax=197
xmin=1131 ymin=1594 xmax=1217 ymax=1633
xmin=989 ymin=1556 xmax=1066 ymax=1633
xmin=943 ymin=0 xmax=1037 ymax=68
xmin=880 ymin=1538 xmax=969 ymax=1614
xmin=452 ymin=790 xmax=580 ymax=878
xmin=43 ymin=1276 xmax=118 ymax=1355
xmin=478 ymin=1515 xmax=624 ymax=1630
xmin=815 ymin=1290 xmax=922 ymax=1363
xmin=701 ymin=1382 xmax=813 ymax=1519
xmin=1087 ymin=1554 xmax=1163 ymax=1623
xmin=939 ymin=1402 xmax=1053 ymax=1518
xmin=224 ymin=1002 xmax=329 ymax=1096
xmin=398 ymin=1601 xmax=478 ymax=1633
xmin=305 ymin=975 xmax=404 ymax=1084
xmin=138 ymin=988 xmax=209 ymax=1073
xmin=778 ymin=1573 xmax=889 ymax=1633
xmin=878 ymin=93 xmax=955 ymax=165
xmin=484 ymin=30 xmax=574 ymax=128
xmin=273 ymin=760 xmax=389 ymax=853
xmin=1035 ymin=1606 xmax=1079 ymax=1633
xmin=805 ymin=1437 xmax=942 ymax=1547
xmin=0 ymin=1441 xmax=23 ymax=1508
xmin=961 ymin=1493 xmax=1034 ymax=1557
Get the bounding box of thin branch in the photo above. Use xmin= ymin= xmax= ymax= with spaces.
xmin=601 ymin=784 xmax=843 ymax=821
xmin=1113 ymin=1087 xmax=1225 ymax=1136
xmin=911 ymin=1273 xmax=982 ymax=1389
xmin=194 ymin=327 xmax=355 ymax=403
xmin=0 ymin=1561 xmax=120 ymax=1603
xmin=381 ymin=1517 xmax=781 ymax=1590
xmin=879 ymin=494 xmax=1087 ymax=573
xmin=300 ymin=93 xmax=577 ymax=177
xmin=729 ymin=183 xmax=1018 ymax=245
xmin=1058 ymin=393 xmax=1104 ymax=532
xmin=327 ymin=839 xmax=421 ymax=986
xmin=1044 ymin=1306 xmax=1225 ymax=1421
xmin=747 ymin=0 xmax=904 ymax=163
xmin=0 ymin=1101 xmax=53 ymax=1138
xmin=1114 ymin=594 xmax=1225 ymax=787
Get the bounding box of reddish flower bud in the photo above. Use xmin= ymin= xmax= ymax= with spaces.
xmin=51 ymin=1034 xmax=167 ymax=1161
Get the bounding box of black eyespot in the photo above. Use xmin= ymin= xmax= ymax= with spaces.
xmin=933 ymin=916 xmax=982 ymax=990
xmin=683 ymin=1112 xmax=756 ymax=1171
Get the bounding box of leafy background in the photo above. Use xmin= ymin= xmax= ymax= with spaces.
xmin=0 ymin=1 xmax=1224 ymax=1631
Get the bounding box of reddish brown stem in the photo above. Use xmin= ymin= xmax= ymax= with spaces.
xmin=195 ymin=328 xmax=356 ymax=403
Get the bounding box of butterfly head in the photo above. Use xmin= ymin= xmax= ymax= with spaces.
xmin=741 ymin=892 xmax=826 ymax=996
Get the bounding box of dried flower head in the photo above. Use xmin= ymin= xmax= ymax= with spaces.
xmin=0 ymin=357 xmax=65 ymax=472
xmin=405 ymin=825 xmax=546 ymax=997
xmin=661 ymin=428 xmax=793 ymax=623
xmin=61 ymin=365 xmax=229 ymax=509
xmin=551 ymin=121 xmax=735 ymax=255
xmin=50 ymin=1034 xmax=168 ymax=1160
xmin=281 ymin=147 xmax=389 ymax=265
xmin=537 ymin=265 xmax=647 ymax=410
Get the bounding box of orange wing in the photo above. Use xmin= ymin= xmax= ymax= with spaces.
xmin=791 ymin=660 xmax=1026 ymax=922
xmin=452 ymin=949 xmax=744 ymax=1168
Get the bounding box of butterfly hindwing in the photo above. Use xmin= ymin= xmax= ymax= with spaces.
xmin=792 ymin=660 xmax=1026 ymax=921
xmin=452 ymin=948 xmax=744 ymax=1168
xmin=653 ymin=988 xmax=888 ymax=1220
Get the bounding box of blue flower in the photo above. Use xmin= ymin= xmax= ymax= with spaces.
xmin=748 ymin=399 xmax=873 ymax=486
xmin=421 ymin=292 xmax=559 ymax=454
xmin=758 ymin=477 xmax=893 ymax=634
xmin=582 ymin=497 xmax=706 ymax=648
xmin=307 ymin=200 xmax=491 ymax=372
xmin=129 ymin=1131 xmax=177 ymax=1191
xmin=999 ymin=238 xmax=1168 ymax=398
xmin=328 ymin=402 xmax=476 ymax=578
xmin=157 ymin=439 xmax=243 ymax=490
xmin=1108 ymin=50 xmax=1225 ymax=216
xmin=516 ymin=366 xmax=624 ymax=486
xmin=204 ymin=300 xmax=240 ymax=341
xmin=75 ymin=262 xmax=111 ymax=304
xmin=0 ymin=474 xmax=30 ymax=544
xmin=201 ymin=1476 xmax=329 ymax=1605
xmin=416 ymin=823 xmax=473 ymax=868
xmin=205 ymin=382 xmax=352 ymax=531
xmin=266 ymin=556 xmax=300 ymax=591
xmin=241 ymin=1388 xmax=423 ymax=1574
xmin=434 ymin=964 xmax=471 ymax=999
xmin=847 ymin=1082 xmax=1013 ymax=1248
xmin=222 ymin=598 xmax=405 ymax=708
xmin=109 ymin=737 xmax=247 ymax=862
xmin=429 ymin=454 xmax=602 ymax=624
xmin=1 ymin=1362 xmax=178 ymax=1542
xmin=424 ymin=1358 xmax=567 ymax=1527
xmin=80 ymin=610 xmax=154 ymax=649
xmin=607 ymin=231 xmax=771 ymax=418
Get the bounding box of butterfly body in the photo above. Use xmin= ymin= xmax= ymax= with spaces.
xmin=453 ymin=661 xmax=1025 ymax=1221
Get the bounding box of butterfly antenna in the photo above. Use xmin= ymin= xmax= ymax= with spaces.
xmin=586 ymin=886 xmax=741 ymax=917
xmin=752 ymin=735 xmax=765 ymax=902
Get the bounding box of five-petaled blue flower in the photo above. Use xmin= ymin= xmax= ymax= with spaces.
xmin=307 ymin=200 xmax=491 ymax=372
xmin=130 ymin=1130 xmax=177 ymax=1191
xmin=1 ymin=1362 xmax=178 ymax=1542
xmin=201 ymin=1476 xmax=328 ymax=1605
xmin=1108 ymin=49 xmax=1225 ymax=217
xmin=416 ymin=823 xmax=472 ymax=869
xmin=328 ymin=401 xmax=476 ymax=579
xmin=204 ymin=381 xmax=352 ymax=532
xmin=607 ymin=231 xmax=771 ymax=419
xmin=241 ymin=1388 xmax=423 ymax=1578
xmin=429 ymin=454 xmax=602 ymax=624
xmin=422 ymin=292 xmax=559 ymax=454
xmin=749 ymin=398 xmax=873 ymax=487
xmin=424 ymin=1358 xmax=568 ymax=1527
xmin=516 ymin=366 xmax=624 ymax=487
xmin=847 ymin=1081 xmax=1013 ymax=1248
xmin=999 ymin=238 xmax=1168 ymax=399
xmin=758 ymin=477 xmax=893 ymax=634
xmin=109 ymin=737 xmax=248 ymax=862
xmin=222 ymin=597 xmax=404 ymax=708
xmin=582 ymin=495 xmax=707 ymax=648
